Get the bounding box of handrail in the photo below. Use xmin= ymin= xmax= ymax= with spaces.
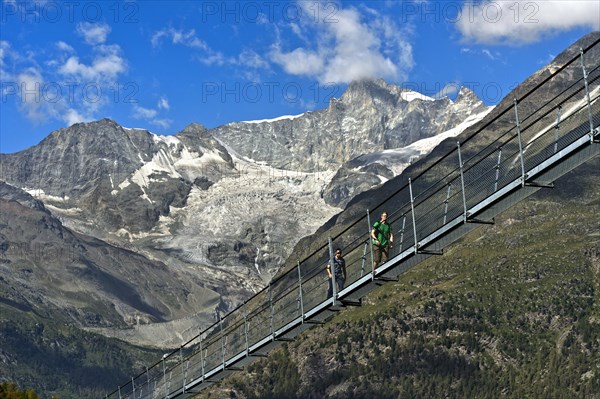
xmin=105 ymin=36 xmax=600 ymax=399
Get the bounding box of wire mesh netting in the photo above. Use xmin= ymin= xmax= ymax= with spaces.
xmin=106 ymin=40 xmax=600 ymax=399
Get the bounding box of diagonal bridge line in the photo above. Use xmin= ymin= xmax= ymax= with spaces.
xmin=105 ymin=39 xmax=600 ymax=399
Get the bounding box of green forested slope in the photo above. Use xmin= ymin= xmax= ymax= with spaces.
xmin=0 ymin=306 xmax=160 ymax=398
xmin=198 ymin=159 xmax=600 ymax=399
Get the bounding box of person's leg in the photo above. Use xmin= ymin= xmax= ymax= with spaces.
xmin=337 ymin=275 xmax=345 ymax=291
xmin=382 ymin=246 xmax=389 ymax=264
xmin=327 ymin=278 xmax=333 ymax=299
xmin=373 ymin=246 xmax=382 ymax=268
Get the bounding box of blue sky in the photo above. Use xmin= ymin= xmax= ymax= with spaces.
xmin=1 ymin=0 xmax=598 ymax=154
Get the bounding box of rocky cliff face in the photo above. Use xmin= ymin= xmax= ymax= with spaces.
xmin=212 ymin=80 xmax=489 ymax=171
xmin=0 ymin=80 xmax=491 ymax=349
xmin=0 ymin=30 xmax=597 ymax=399
xmin=0 ymin=183 xmax=224 ymax=330
xmin=321 ymin=106 xmax=492 ymax=208
xmin=0 ymin=120 xmax=235 ymax=235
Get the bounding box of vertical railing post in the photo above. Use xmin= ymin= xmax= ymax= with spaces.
xmin=328 ymin=237 xmax=336 ymax=305
xmin=184 ymin=360 xmax=189 ymax=395
xmin=146 ymin=366 xmax=150 ymax=397
xmin=494 ymin=147 xmax=502 ymax=192
xmin=244 ymin=307 xmax=250 ymax=356
xmin=118 ymin=386 xmax=121 ymax=399
xmin=131 ymin=377 xmax=135 ymax=398
xmin=219 ymin=313 xmax=225 ymax=370
xmin=409 ymin=178 xmax=418 ymax=254
xmin=180 ymin=345 xmax=185 ymax=393
xmin=167 ymin=371 xmax=172 ymax=396
xmin=360 ymin=242 xmax=368 ymax=277
xmin=514 ymin=98 xmax=526 ymax=186
xmin=457 ymin=142 xmax=468 ymax=223
xmin=162 ymin=357 xmax=167 ymax=399
xmin=554 ymin=106 xmax=562 ymax=153
xmin=580 ymin=48 xmax=595 ymax=142
xmin=399 ymin=215 xmax=406 ymax=252
xmin=442 ymin=183 xmax=452 ymax=225
xmin=297 ymin=261 xmax=305 ymax=322
xmin=269 ymin=283 xmax=275 ymax=339
xmin=366 ymin=210 xmax=375 ymax=279
xmin=199 ymin=330 xmax=205 ymax=380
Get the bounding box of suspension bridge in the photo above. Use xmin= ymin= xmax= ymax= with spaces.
xmin=105 ymin=38 xmax=600 ymax=399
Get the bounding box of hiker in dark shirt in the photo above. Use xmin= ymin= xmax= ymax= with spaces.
xmin=327 ymin=248 xmax=346 ymax=299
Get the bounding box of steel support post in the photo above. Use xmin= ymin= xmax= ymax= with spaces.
xmin=199 ymin=330 xmax=205 ymax=380
xmin=244 ymin=311 xmax=250 ymax=356
xmin=162 ymin=358 xmax=167 ymax=399
xmin=131 ymin=377 xmax=135 ymax=397
xmin=269 ymin=283 xmax=275 ymax=339
xmin=366 ymin=210 xmax=375 ymax=280
xmin=118 ymin=386 xmax=122 ymax=399
xmin=219 ymin=313 xmax=226 ymax=369
xmin=494 ymin=148 xmax=502 ymax=192
xmin=167 ymin=371 xmax=172 ymax=397
xmin=360 ymin=242 xmax=368 ymax=277
xmin=554 ymin=106 xmax=562 ymax=153
xmin=457 ymin=142 xmax=468 ymax=222
xmin=180 ymin=346 xmax=185 ymax=393
xmin=399 ymin=215 xmax=406 ymax=252
xmin=409 ymin=178 xmax=418 ymax=254
xmin=297 ymin=262 xmax=305 ymax=322
xmin=146 ymin=367 xmax=150 ymax=396
xmin=328 ymin=237 xmax=336 ymax=305
xmin=443 ymin=183 xmax=452 ymax=225
xmin=184 ymin=361 xmax=189 ymax=394
xmin=580 ymin=48 xmax=595 ymax=142
xmin=514 ymin=99 xmax=526 ymax=186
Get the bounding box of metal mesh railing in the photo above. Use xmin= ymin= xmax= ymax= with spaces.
xmin=105 ymin=38 xmax=600 ymax=399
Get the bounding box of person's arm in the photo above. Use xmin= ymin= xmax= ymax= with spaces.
xmin=371 ymin=228 xmax=379 ymax=245
xmin=326 ymin=264 xmax=332 ymax=279
xmin=343 ymin=260 xmax=347 ymax=279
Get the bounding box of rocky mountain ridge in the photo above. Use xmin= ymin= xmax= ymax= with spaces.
xmin=0 ymin=30 xmax=597 ymax=399
xmin=213 ymin=81 xmax=489 ymax=172
xmin=0 ymin=80 xmax=491 ymax=352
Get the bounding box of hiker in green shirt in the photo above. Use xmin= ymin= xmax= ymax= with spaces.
xmin=372 ymin=211 xmax=394 ymax=268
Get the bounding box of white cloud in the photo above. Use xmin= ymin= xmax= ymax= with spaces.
xmin=56 ymin=41 xmax=75 ymax=53
xmin=270 ymin=47 xmax=324 ymax=76
xmin=482 ymin=49 xmax=495 ymax=60
xmin=237 ymin=49 xmax=270 ymax=69
xmin=14 ymin=66 xmax=96 ymax=126
xmin=0 ymin=41 xmax=8 ymax=64
xmin=151 ymin=28 xmax=209 ymax=50
xmin=151 ymin=118 xmax=172 ymax=129
xmin=433 ymin=82 xmax=462 ymax=99
xmin=59 ymin=44 xmax=126 ymax=81
xmin=63 ymin=108 xmax=90 ymax=126
xmin=151 ymin=28 xmax=228 ymax=66
xmin=0 ymin=41 xmax=12 ymax=80
xmin=131 ymin=104 xmax=171 ymax=129
xmin=5 ymin=23 xmax=128 ymax=127
xmin=132 ymin=104 xmax=158 ymax=119
xmin=269 ymin=4 xmax=413 ymax=84
xmin=158 ymin=97 xmax=170 ymax=110
xmin=456 ymin=0 xmax=600 ymax=45
xmin=76 ymin=22 xmax=111 ymax=46
xmin=16 ymin=67 xmax=45 ymax=123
